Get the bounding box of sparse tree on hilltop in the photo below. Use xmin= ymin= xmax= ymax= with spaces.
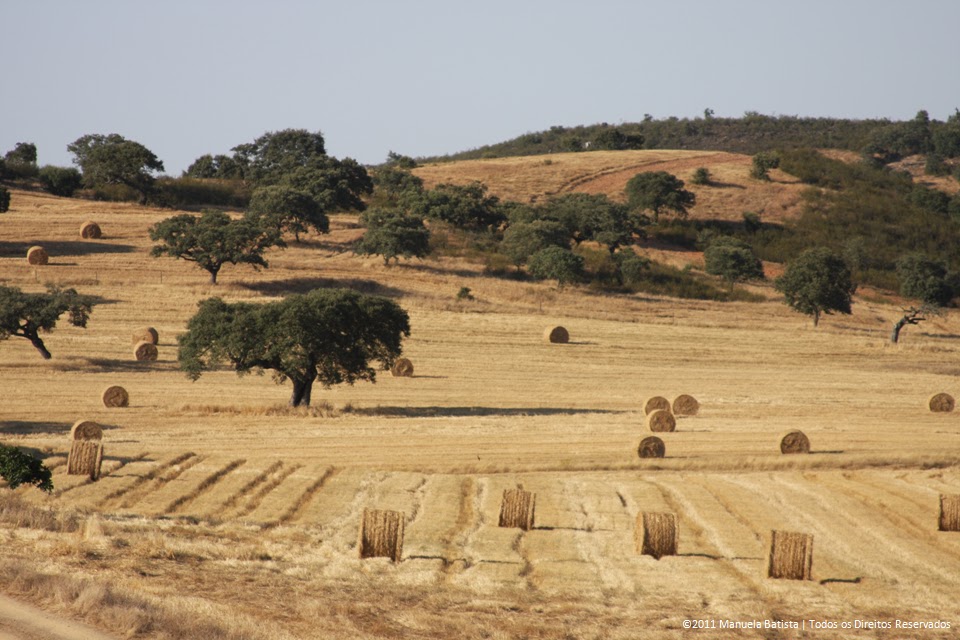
xmin=178 ymin=289 xmax=411 ymax=407
xmin=0 ymin=286 xmax=95 ymax=359
xmin=774 ymin=248 xmax=856 ymax=326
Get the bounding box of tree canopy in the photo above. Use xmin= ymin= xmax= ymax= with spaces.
xmin=527 ymin=246 xmax=585 ymax=288
xmin=232 ymin=128 xmax=327 ymax=183
xmin=0 ymin=286 xmax=95 ymax=359
xmin=67 ymin=134 xmax=164 ymax=203
xmin=149 ymin=211 xmax=282 ymax=284
xmin=896 ymin=253 xmax=954 ymax=307
xmin=774 ymin=248 xmax=856 ymax=326
xmin=703 ymin=237 xmax=765 ymax=289
xmin=178 ymin=288 xmax=411 ymax=407
xmin=356 ymin=208 xmax=431 ymax=264
xmin=248 ymin=185 xmax=326 ymax=241
xmin=624 ymin=171 xmax=695 ymax=221
xmin=405 ymin=182 xmax=505 ymax=231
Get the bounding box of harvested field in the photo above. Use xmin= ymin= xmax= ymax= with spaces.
xmin=3 ymin=184 xmax=960 ymax=638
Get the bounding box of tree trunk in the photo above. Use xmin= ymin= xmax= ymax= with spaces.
xmin=28 ymin=334 xmax=52 ymax=359
xmin=891 ymin=318 xmax=906 ymax=344
xmin=289 ymin=378 xmax=314 ymax=407
xmin=812 ymin=310 xmax=820 ymax=327
xmin=209 ymin=268 xmax=219 ymax=285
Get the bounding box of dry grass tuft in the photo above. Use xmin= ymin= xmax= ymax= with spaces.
xmin=101 ymin=385 xmax=129 ymax=408
xmin=543 ymin=326 xmax=569 ymax=344
xmin=132 ymin=327 xmax=159 ymax=346
xmin=644 ymin=396 xmax=670 ymax=415
xmin=635 ymin=512 xmax=678 ymax=559
xmin=637 ymin=436 xmax=666 ymax=459
xmin=133 ymin=340 xmax=158 ymax=361
xmin=80 ymin=221 xmax=102 ymax=239
xmin=358 ymin=508 xmax=405 ymax=562
xmin=672 ymin=394 xmax=700 ymax=416
xmin=26 ymin=245 xmax=48 ymax=265
xmin=391 ymin=357 xmax=414 ymax=377
xmin=0 ymin=493 xmax=79 ymax=532
xmin=646 ymin=409 xmax=676 ymax=433
xmin=767 ymin=530 xmax=813 ymax=580
xmin=929 ymin=393 xmax=955 ymax=413
xmin=499 ymin=488 xmax=536 ymax=530
xmin=780 ymin=430 xmax=810 ymax=454
xmin=939 ymin=494 xmax=960 ymax=532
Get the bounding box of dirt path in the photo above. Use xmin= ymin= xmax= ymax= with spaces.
xmin=0 ymin=594 xmax=117 ymax=640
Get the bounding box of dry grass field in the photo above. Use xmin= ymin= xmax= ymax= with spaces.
xmin=3 ymin=157 xmax=960 ymax=639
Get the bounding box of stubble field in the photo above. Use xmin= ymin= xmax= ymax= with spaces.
xmin=3 ymin=151 xmax=960 ymax=639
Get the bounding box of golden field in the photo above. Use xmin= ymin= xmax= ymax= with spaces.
xmin=3 ymin=151 xmax=960 ymax=639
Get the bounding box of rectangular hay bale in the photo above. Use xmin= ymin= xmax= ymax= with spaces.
xmin=67 ymin=440 xmax=103 ymax=480
xmin=635 ymin=512 xmax=678 ymax=559
xmin=939 ymin=494 xmax=960 ymax=532
xmin=767 ymin=530 xmax=813 ymax=580
xmin=498 ymin=489 xmax=536 ymax=530
xmin=358 ymin=509 xmax=405 ymax=562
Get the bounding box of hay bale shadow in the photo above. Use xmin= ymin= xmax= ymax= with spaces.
xmin=0 ymin=421 xmax=121 ymax=437
xmin=0 ymin=240 xmax=137 ymax=258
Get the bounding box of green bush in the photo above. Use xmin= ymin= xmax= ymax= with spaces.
xmin=0 ymin=444 xmax=52 ymax=492
xmin=691 ymin=167 xmax=711 ymax=185
xmin=38 ymin=166 xmax=83 ymax=197
xmin=750 ymin=151 xmax=780 ymax=180
xmin=527 ymin=246 xmax=584 ymax=287
xmin=0 ymin=186 xmax=9 ymax=213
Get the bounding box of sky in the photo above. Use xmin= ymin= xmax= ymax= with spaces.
xmin=2 ymin=1 xmax=959 ymax=175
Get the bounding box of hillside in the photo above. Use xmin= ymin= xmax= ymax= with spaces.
xmin=3 ymin=183 xmax=960 ymax=639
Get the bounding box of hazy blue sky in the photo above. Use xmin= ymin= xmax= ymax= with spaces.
xmin=3 ymin=1 xmax=959 ymax=174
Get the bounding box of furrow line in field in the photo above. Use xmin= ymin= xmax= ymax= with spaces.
xmin=55 ymin=452 xmax=149 ymax=496
xmin=264 ymin=467 xmax=339 ymax=528
xmin=214 ymin=460 xmax=284 ymax=517
xmin=96 ymin=452 xmax=194 ymax=509
xmin=233 ymin=464 xmax=303 ymax=520
xmin=117 ymin=455 xmax=205 ymax=510
xmin=164 ymin=459 xmax=247 ymax=515
xmin=442 ymin=477 xmax=479 ymax=578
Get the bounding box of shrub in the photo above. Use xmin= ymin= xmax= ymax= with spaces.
xmin=0 ymin=187 xmax=9 ymax=213
xmin=38 ymin=165 xmax=83 ymax=197
xmin=704 ymin=237 xmax=765 ymax=288
xmin=0 ymin=444 xmax=52 ymax=492
xmin=355 ymin=208 xmax=430 ymax=265
xmin=742 ymin=211 xmax=762 ymax=233
xmin=500 ymin=220 xmax=569 ymax=267
xmin=527 ymin=246 xmax=584 ymax=288
xmin=152 ymin=177 xmax=251 ymax=209
xmin=750 ymin=151 xmax=780 ymax=180
xmin=691 ymin=167 xmax=711 ymax=185
xmin=896 ymin=253 xmax=953 ymax=306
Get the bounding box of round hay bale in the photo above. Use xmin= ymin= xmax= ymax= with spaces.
xmin=131 ymin=327 xmax=159 ymax=346
xmin=79 ymin=221 xmax=102 ymax=239
xmin=26 ymin=246 xmax=48 ymax=265
xmin=101 ymin=385 xmax=129 ymax=408
xmin=644 ymin=396 xmax=671 ymax=415
xmin=543 ymin=326 xmax=569 ymax=344
xmin=70 ymin=420 xmax=102 ymax=441
xmin=637 ymin=436 xmax=666 ymax=459
xmin=391 ymin=358 xmax=414 ymax=377
xmin=132 ymin=340 xmax=158 ymax=361
xmin=672 ymin=394 xmax=700 ymax=416
xmin=929 ymin=393 xmax=955 ymax=413
xmin=646 ymin=409 xmax=676 ymax=433
xmin=780 ymin=430 xmax=810 ymax=454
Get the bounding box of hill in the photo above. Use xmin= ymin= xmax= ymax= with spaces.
xmin=2 ymin=183 xmax=960 ymax=639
